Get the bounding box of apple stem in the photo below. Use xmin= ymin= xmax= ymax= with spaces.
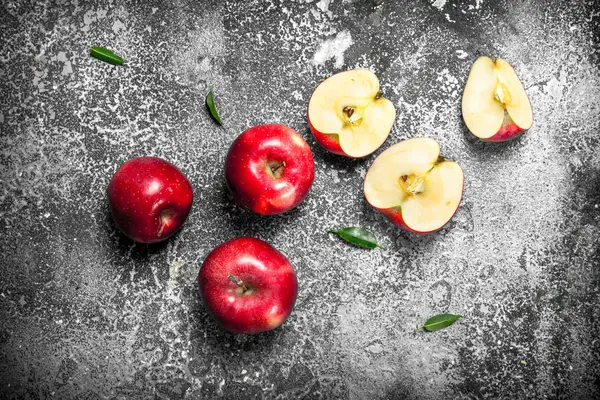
xmin=270 ymin=161 xmax=286 ymax=174
xmin=228 ymin=273 xmax=248 ymax=292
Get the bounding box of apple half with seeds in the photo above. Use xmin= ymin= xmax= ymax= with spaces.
xmin=364 ymin=138 xmax=464 ymax=234
xmin=462 ymin=56 xmax=533 ymax=142
xmin=308 ymin=69 xmax=396 ymax=158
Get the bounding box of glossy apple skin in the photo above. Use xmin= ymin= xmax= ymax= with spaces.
xmin=308 ymin=117 xmax=346 ymax=156
xmin=108 ymin=157 xmax=193 ymax=243
xmin=225 ymin=124 xmax=314 ymax=215
xmin=198 ymin=237 xmax=298 ymax=334
xmin=368 ymin=174 xmax=464 ymax=234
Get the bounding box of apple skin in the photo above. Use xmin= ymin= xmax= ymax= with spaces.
xmin=198 ymin=237 xmax=298 ymax=334
xmin=307 ymin=117 xmax=346 ymax=156
xmin=225 ymin=124 xmax=314 ymax=215
xmin=367 ymin=169 xmax=465 ymax=234
xmin=375 ymin=206 xmax=423 ymax=234
xmin=480 ymin=117 xmax=525 ymax=142
xmin=374 ymin=205 xmax=460 ymax=234
xmin=108 ymin=157 xmax=193 ymax=243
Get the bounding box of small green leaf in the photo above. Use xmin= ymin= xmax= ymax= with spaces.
xmin=90 ymin=46 xmax=125 ymax=65
xmin=205 ymin=86 xmax=223 ymax=125
xmin=328 ymin=227 xmax=383 ymax=249
xmin=422 ymin=314 xmax=463 ymax=332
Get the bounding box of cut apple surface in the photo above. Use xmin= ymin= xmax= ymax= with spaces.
xmin=308 ymin=69 xmax=396 ymax=158
xmin=364 ymin=138 xmax=464 ymax=233
xmin=462 ymin=56 xmax=533 ymax=142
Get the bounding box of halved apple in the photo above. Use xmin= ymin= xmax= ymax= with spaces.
xmin=364 ymin=138 xmax=464 ymax=234
xmin=308 ymin=69 xmax=396 ymax=158
xmin=462 ymin=56 xmax=533 ymax=142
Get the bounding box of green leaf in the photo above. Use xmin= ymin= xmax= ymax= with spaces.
xmin=90 ymin=46 xmax=125 ymax=65
xmin=422 ymin=314 xmax=463 ymax=332
xmin=328 ymin=227 xmax=383 ymax=249
xmin=205 ymin=86 xmax=223 ymax=125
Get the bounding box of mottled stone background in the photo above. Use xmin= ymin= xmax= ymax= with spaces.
xmin=1 ymin=0 xmax=599 ymax=398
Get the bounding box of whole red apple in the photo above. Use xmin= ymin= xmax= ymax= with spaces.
xmin=198 ymin=237 xmax=298 ymax=334
xmin=108 ymin=157 xmax=193 ymax=243
xmin=225 ymin=124 xmax=314 ymax=215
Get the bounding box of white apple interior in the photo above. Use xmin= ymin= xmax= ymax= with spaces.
xmin=462 ymin=56 xmax=533 ymax=139
xmin=308 ymin=69 xmax=396 ymax=157
xmin=364 ymin=138 xmax=464 ymax=232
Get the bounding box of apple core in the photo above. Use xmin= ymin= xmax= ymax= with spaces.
xmin=400 ymin=174 xmax=427 ymax=196
xmin=494 ymin=80 xmax=512 ymax=106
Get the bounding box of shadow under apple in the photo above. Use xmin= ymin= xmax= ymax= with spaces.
xmin=218 ymin=180 xmax=307 ymax=239
xmin=102 ymin=200 xmax=181 ymax=262
xmin=189 ymin=287 xmax=281 ymax=354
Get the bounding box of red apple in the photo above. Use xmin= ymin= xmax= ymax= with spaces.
xmin=364 ymin=138 xmax=464 ymax=234
xmin=462 ymin=56 xmax=533 ymax=142
xmin=108 ymin=157 xmax=193 ymax=243
xmin=225 ymin=124 xmax=314 ymax=215
xmin=198 ymin=237 xmax=298 ymax=334
xmin=308 ymin=69 xmax=396 ymax=158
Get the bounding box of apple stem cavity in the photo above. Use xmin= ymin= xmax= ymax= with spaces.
xmin=157 ymin=209 xmax=175 ymax=238
xmin=227 ymin=273 xmax=249 ymax=292
xmin=267 ymin=161 xmax=286 ymax=178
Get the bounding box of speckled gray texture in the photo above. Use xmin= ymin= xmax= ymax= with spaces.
xmin=1 ymin=0 xmax=599 ymax=399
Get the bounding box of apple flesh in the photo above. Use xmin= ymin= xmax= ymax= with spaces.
xmin=198 ymin=237 xmax=298 ymax=334
xmin=308 ymin=69 xmax=396 ymax=158
xmin=225 ymin=124 xmax=314 ymax=215
xmin=108 ymin=157 xmax=193 ymax=243
xmin=364 ymin=138 xmax=464 ymax=234
xmin=462 ymin=56 xmax=533 ymax=142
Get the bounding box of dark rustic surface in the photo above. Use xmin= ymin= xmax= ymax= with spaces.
xmin=1 ymin=0 xmax=600 ymax=399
